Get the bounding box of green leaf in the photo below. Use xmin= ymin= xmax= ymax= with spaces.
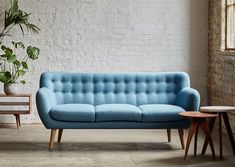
xmin=5 ymin=47 xmax=13 ymax=55
xmin=21 ymin=61 xmax=28 ymax=69
xmin=19 ymin=24 xmax=24 ymax=36
xmin=12 ymin=41 xmax=25 ymax=49
xmin=7 ymin=54 xmax=16 ymax=62
xmin=14 ymin=59 xmax=21 ymax=66
xmin=0 ymin=72 xmax=5 ymax=83
xmin=20 ymin=80 xmax=26 ymax=84
xmin=11 ymin=0 xmax=19 ymax=13
xmin=4 ymin=10 xmax=9 ymax=28
xmin=27 ymin=46 xmax=39 ymax=60
xmin=1 ymin=45 xmax=6 ymax=51
xmin=25 ymin=23 xmax=40 ymax=33
xmin=12 ymin=41 xmax=16 ymax=48
xmin=3 ymin=0 xmax=40 ymax=39
xmin=18 ymin=70 xmax=25 ymax=76
xmin=0 ymin=71 xmax=12 ymax=84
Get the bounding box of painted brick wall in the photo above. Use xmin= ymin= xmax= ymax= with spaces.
xmin=208 ymin=0 xmax=235 ymax=131
xmin=0 ymin=0 xmax=208 ymax=123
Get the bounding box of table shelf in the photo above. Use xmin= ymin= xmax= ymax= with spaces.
xmin=0 ymin=102 xmax=30 ymax=105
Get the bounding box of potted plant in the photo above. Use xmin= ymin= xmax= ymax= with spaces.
xmin=0 ymin=0 xmax=40 ymax=95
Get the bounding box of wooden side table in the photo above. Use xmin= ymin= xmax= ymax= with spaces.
xmin=179 ymin=111 xmax=218 ymax=160
xmin=0 ymin=94 xmax=32 ymax=129
xmin=200 ymin=106 xmax=235 ymax=159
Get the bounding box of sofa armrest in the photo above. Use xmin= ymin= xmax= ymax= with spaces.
xmin=175 ymin=87 xmax=200 ymax=111
xmin=36 ymin=87 xmax=57 ymax=128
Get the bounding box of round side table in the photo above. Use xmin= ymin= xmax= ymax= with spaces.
xmin=200 ymin=106 xmax=235 ymax=159
xmin=179 ymin=111 xmax=218 ymax=160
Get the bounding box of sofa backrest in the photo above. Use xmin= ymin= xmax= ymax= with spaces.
xmin=40 ymin=72 xmax=190 ymax=106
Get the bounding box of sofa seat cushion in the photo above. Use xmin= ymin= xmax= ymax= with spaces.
xmin=138 ymin=104 xmax=185 ymax=122
xmin=95 ymin=104 xmax=142 ymax=122
xmin=49 ymin=104 xmax=95 ymax=122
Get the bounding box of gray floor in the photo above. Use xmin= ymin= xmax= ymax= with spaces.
xmin=0 ymin=124 xmax=235 ymax=167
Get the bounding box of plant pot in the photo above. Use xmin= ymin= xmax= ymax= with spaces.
xmin=4 ymin=83 xmax=20 ymax=95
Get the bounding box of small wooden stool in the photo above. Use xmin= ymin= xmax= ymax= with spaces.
xmin=200 ymin=106 xmax=235 ymax=159
xmin=179 ymin=111 xmax=218 ymax=160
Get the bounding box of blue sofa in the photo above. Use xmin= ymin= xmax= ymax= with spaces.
xmin=36 ymin=72 xmax=200 ymax=150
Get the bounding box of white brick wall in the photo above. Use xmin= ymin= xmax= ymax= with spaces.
xmin=0 ymin=0 xmax=208 ymax=123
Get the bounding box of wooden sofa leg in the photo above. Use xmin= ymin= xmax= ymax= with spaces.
xmin=49 ymin=129 xmax=57 ymax=150
xmin=167 ymin=129 xmax=171 ymax=142
xmin=58 ymin=129 xmax=63 ymax=143
xmin=178 ymin=128 xmax=185 ymax=149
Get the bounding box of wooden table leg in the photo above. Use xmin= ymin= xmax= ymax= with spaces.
xmin=219 ymin=112 xmax=223 ymax=159
xmin=184 ymin=120 xmax=198 ymax=160
xmin=200 ymin=119 xmax=216 ymax=160
xmin=18 ymin=115 xmax=21 ymax=127
xmin=222 ymin=112 xmax=235 ymax=155
xmin=14 ymin=114 xmax=20 ymax=129
xmin=194 ymin=126 xmax=199 ymax=156
xmin=201 ymin=117 xmax=216 ymax=155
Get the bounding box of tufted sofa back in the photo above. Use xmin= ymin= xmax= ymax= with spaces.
xmin=40 ymin=72 xmax=190 ymax=106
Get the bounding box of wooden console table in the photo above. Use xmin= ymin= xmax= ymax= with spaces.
xmin=0 ymin=94 xmax=32 ymax=129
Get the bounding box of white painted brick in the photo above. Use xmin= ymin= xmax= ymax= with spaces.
xmin=0 ymin=0 xmax=208 ymax=123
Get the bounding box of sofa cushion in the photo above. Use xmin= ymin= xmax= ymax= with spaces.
xmin=49 ymin=104 xmax=95 ymax=122
xmin=95 ymin=104 xmax=142 ymax=122
xmin=138 ymin=104 xmax=185 ymax=122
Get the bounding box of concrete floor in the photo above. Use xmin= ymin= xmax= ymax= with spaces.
xmin=0 ymin=124 xmax=235 ymax=167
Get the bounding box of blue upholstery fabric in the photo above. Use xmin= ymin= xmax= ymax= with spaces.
xmin=36 ymin=72 xmax=200 ymax=129
xmin=175 ymin=87 xmax=200 ymax=111
xmin=49 ymin=104 xmax=95 ymax=122
xmin=95 ymin=104 xmax=142 ymax=122
xmin=31 ymin=120 xmax=191 ymax=129
xmin=139 ymin=104 xmax=185 ymax=122
xmin=39 ymin=72 xmax=190 ymax=106
xmin=36 ymin=87 xmax=57 ymax=128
